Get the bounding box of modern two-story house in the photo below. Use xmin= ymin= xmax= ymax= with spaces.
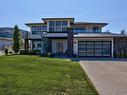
xmin=26 ymin=18 xmax=127 ymax=58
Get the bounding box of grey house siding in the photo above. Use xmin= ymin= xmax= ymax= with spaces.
xmin=114 ymin=37 xmax=127 ymax=58
xmin=67 ymin=28 xmax=73 ymax=56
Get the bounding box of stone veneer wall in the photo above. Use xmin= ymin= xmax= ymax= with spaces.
xmin=114 ymin=37 xmax=127 ymax=58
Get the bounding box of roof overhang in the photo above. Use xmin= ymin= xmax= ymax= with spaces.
xmin=74 ymin=33 xmax=127 ymax=38
xmin=25 ymin=23 xmax=46 ymax=27
xmin=71 ymin=22 xmax=108 ymax=28
xmin=43 ymin=32 xmax=68 ymax=38
xmin=42 ymin=18 xmax=74 ymax=23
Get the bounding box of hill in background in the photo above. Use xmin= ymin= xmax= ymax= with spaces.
xmin=0 ymin=27 xmax=28 ymax=39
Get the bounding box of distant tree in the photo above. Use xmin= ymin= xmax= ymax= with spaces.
xmin=25 ymin=32 xmax=29 ymax=51
xmin=13 ymin=25 xmax=22 ymax=54
xmin=121 ymin=29 xmax=126 ymax=35
xmin=4 ymin=48 xmax=8 ymax=55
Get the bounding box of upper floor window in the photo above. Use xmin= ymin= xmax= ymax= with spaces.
xmin=49 ymin=21 xmax=55 ymax=32
xmin=31 ymin=26 xmax=47 ymax=35
xmin=56 ymin=21 xmax=61 ymax=32
xmin=93 ymin=26 xmax=101 ymax=33
xmin=42 ymin=26 xmax=47 ymax=31
xmin=49 ymin=21 xmax=55 ymax=26
xmin=48 ymin=21 xmax=68 ymax=32
xmin=73 ymin=28 xmax=86 ymax=33
xmin=62 ymin=21 xmax=68 ymax=32
xmin=62 ymin=21 xmax=68 ymax=26
xmin=37 ymin=43 xmax=42 ymax=48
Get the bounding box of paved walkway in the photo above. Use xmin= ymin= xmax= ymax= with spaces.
xmin=80 ymin=60 xmax=127 ymax=95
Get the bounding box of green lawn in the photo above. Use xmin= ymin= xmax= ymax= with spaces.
xmin=0 ymin=55 xmax=97 ymax=95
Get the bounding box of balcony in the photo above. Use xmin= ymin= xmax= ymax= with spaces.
xmin=28 ymin=33 xmax=42 ymax=39
xmin=28 ymin=32 xmax=68 ymax=39
xmin=43 ymin=32 xmax=68 ymax=38
xmin=73 ymin=28 xmax=102 ymax=33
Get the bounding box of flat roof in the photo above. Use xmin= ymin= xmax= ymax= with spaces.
xmin=74 ymin=22 xmax=108 ymax=25
xmin=70 ymin=22 xmax=108 ymax=28
xmin=42 ymin=18 xmax=74 ymax=23
xmin=25 ymin=23 xmax=46 ymax=27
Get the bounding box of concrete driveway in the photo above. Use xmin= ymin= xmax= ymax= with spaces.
xmin=80 ymin=59 xmax=127 ymax=95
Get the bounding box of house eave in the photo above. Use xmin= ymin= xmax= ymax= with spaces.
xmin=74 ymin=33 xmax=127 ymax=38
xmin=42 ymin=18 xmax=74 ymax=23
xmin=25 ymin=23 xmax=46 ymax=27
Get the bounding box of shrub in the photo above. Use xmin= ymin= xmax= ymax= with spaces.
xmin=114 ymin=52 xmax=117 ymax=58
xmin=20 ymin=50 xmax=28 ymax=55
xmin=20 ymin=50 xmax=37 ymax=55
xmin=73 ymin=54 xmax=77 ymax=57
xmin=114 ymin=52 xmax=121 ymax=58
xmin=40 ymin=54 xmax=48 ymax=57
xmin=65 ymin=50 xmax=68 ymax=54
xmin=4 ymin=49 xmax=8 ymax=55
xmin=9 ymin=51 xmax=13 ymax=55
xmin=47 ymin=53 xmax=55 ymax=57
xmin=28 ymin=50 xmax=37 ymax=55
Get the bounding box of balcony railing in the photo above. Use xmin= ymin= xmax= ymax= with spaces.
xmin=28 ymin=33 xmax=42 ymax=39
xmin=29 ymin=32 xmax=68 ymax=39
xmin=44 ymin=32 xmax=68 ymax=37
xmin=73 ymin=29 xmax=102 ymax=33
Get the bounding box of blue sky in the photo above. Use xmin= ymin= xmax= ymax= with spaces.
xmin=0 ymin=0 xmax=127 ymax=33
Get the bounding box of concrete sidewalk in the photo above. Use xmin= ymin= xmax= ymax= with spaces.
xmin=80 ymin=60 xmax=127 ymax=95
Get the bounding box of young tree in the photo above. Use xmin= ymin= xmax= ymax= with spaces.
xmin=121 ymin=29 xmax=126 ymax=35
xmin=25 ymin=32 xmax=29 ymax=51
xmin=4 ymin=48 xmax=8 ymax=55
xmin=13 ymin=25 xmax=22 ymax=54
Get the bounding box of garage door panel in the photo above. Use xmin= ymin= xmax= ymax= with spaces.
xmin=78 ymin=41 xmax=111 ymax=57
xmin=79 ymin=52 xmax=86 ymax=56
xmin=95 ymin=52 xmax=102 ymax=56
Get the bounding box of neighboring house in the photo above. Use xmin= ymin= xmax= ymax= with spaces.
xmin=0 ymin=27 xmax=28 ymax=50
xmin=0 ymin=37 xmax=25 ymax=51
xmin=0 ymin=27 xmax=28 ymax=39
xmin=0 ymin=37 xmax=12 ymax=50
xmin=25 ymin=18 xmax=127 ymax=58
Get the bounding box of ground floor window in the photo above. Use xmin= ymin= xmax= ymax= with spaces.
xmin=78 ymin=41 xmax=111 ymax=57
xmin=32 ymin=44 xmax=35 ymax=48
xmin=37 ymin=44 xmax=42 ymax=48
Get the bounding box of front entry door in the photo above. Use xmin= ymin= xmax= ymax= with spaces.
xmin=57 ymin=42 xmax=63 ymax=53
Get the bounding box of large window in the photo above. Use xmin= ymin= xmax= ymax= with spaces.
xmin=73 ymin=28 xmax=86 ymax=33
xmin=48 ymin=21 xmax=68 ymax=32
xmin=62 ymin=21 xmax=68 ymax=32
xmin=56 ymin=21 xmax=61 ymax=32
xmin=93 ymin=26 xmax=101 ymax=33
xmin=37 ymin=44 xmax=42 ymax=48
xmin=31 ymin=26 xmax=47 ymax=35
xmin=49 ymin=21 xmax=55 ymax=32
xmin=42 ymin=26 xmax=47 ymax=31
xmin=78 ymin=41 xmax=111 ymax=57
